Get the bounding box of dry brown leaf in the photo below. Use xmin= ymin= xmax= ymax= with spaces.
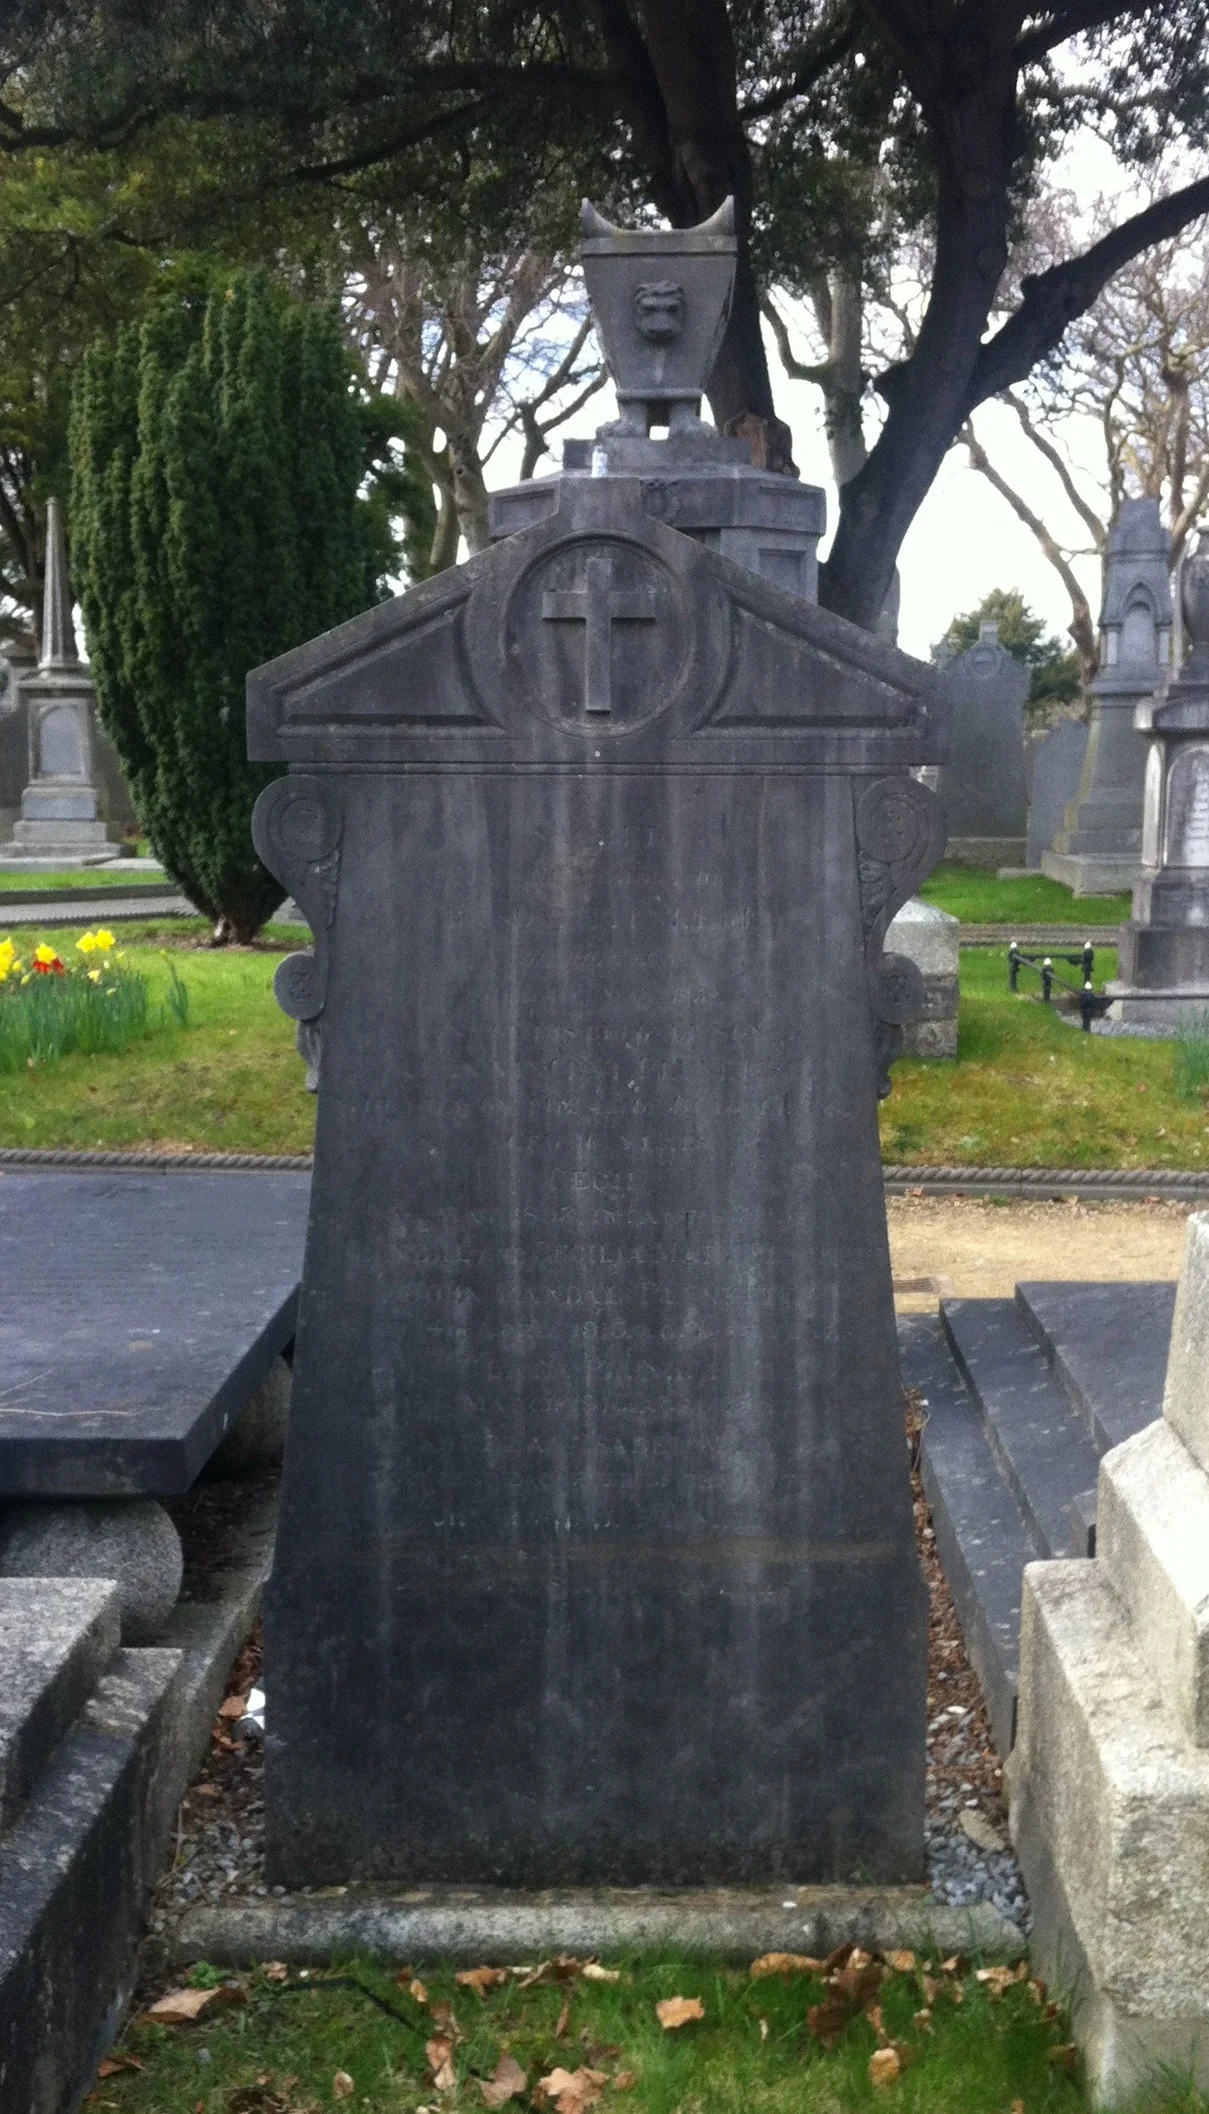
xmin=866 ymin=2003 xmax=887 ymax=2045
xmin=869 ymin=2046 xmax=902 ymax=2088
xmin=940 ymin=1955 xmax=966 ymax=1977
xmin=976 ymin=1964 xmax=1029 ymax=1999
xmin=750 ymin=1952 xmax=823 ymax=1979
xmin=612 ymin=2073 xmax=637 ymax=2093
xmin=430 ymin=2001 xmax=461 ymax=2039
xmin=554 ymin=1996 xmax=572 ymax=2040
xmin=479 ymin=2052 xmax=527 ymax=2107
xmin=580 ymin=1963 xmax=621 ymax=1984
xmin=457 ymin=1967 xmax=510 ymax=1998
xmin=426 ymin=2035 xmax=458 ymax=2091
xmin=806 ymin=1997 xmax=851 ymax=2049
xmin=261 ymin=1963 xmax=289 ymax=1982
xmin=833 ymin=1954 xmax=883 ymax=2011
xmin=884 ymin=1950 xmax=916 ymax=1974
xmin=823 ymin=1942 xmax=857 ymax=1972
xmin=96 ymin=2055 xmax=143 ymax=2078
xmin=537 ymin=2066 xmax=607 ymax=2113
xmin=655 ymin=1996 xmax=704 ymax=2031
xmin=332 ymin=2074 xmax=354 ymax=2102
xmin=914 ymin=2008 xmax=933 ymax=2033
xmin=1010 ymin=2102 xmax=1025 ymax=2113
xmin=218 ymin=1693 xmax=248 ymax=1720
xmin=144 ymin=1987 xmax=222 ymax=2024
xmin=408 ymin=1978 xmax=429 ymax=2005
xmin=518 ymin=1956 xmax=586 ymax=1990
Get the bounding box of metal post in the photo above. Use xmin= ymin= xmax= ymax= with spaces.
xmin=1081 ymin=981 xmax=1095 ymax=1032
xmin=1082 ymin=940 xmax=1094 ymax=983
xmin=1042 ymin=957 xmax=1053 ymax=1003
xmin=1009 ymin=941 xmax=1020 ymax=991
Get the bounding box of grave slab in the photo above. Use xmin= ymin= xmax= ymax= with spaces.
xmin=0 ymin=1171 xmax=307 ymax=1495
xmin=1015 ymin=1280 xmax=1176 ymax=1455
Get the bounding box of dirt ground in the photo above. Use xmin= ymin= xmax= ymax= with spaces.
xmin=888 ymin=1193 xmax=1193 ymax=1309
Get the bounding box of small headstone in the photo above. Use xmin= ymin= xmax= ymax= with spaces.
xmin=250 ymin=199 xmax=947 ymax=1893
xmin=885 ymin=898 xmax=959 ymax=1056
xmin=1025 ymin=717 xmax=1088 ymax=869
xmin=937 ymin=623 xmax=1029 ymax=867
xmin=1109 ymin=530 xmax=1209 ymax=1026
xmin=1043 ymin=499 xmax=1171 ymax=894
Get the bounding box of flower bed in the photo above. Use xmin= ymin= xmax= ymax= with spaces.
xmin=0 ymin=929 xmax=188 ymax=1072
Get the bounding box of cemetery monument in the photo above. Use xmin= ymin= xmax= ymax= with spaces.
xmin=0 ymin=499 xmax=122 ymax=865
xmin=936 ymin=621 xmax=1029 ymax=867
xmin=1025 ymin=716 xmax=1088 ymax=869
xmin=249 ymin=199 xmax=946 ymax=1891
xmin=1043 ymin=499 xmax=1172 ymax=895
xmin=1108 ymin=528 xmax=1209 ymax=1026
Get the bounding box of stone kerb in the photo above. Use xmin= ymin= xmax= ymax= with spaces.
xmin=1011 ymin=1208 xmax=1209 ymax=2104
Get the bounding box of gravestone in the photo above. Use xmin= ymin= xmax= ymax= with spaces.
xmin=1108 ymin=529 xmax=1209 ymax=1026
xmin=1043 ymin=499 xmax=1171 ymax=895
xmin=1 ymin=500 xmax=119 ymax=864
xmin=1025 ymin=717 xmax=1088 ymax=869
xmin=884 ymin=898 xmax=959 ymax=1056
xmin=250 ymin=200 xmax=946 ymax=1892
xmin=936 ymin=623 xmax=1029 ymax=867
xmin=0 ymin=631 xmax=36 ymax=845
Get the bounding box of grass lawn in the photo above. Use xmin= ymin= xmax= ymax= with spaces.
xmin=0 ymin=921 xmax=314 ymax=1156
xmin=920 ymin=863 xmax=1131 ymax=927
xmin=0 ymin=866 xmax=167 ymax=891
xmin=89 ymin=1950 xmax=1174 ymax=2114
xmin=3 ymin=921 xmax=1207 ymax=1167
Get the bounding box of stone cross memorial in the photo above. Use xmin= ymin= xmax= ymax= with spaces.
xmin=249 ymin=201 xmax=946 ymax=1891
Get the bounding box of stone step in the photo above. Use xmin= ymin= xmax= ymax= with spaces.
xmin=939 ymin=1299 xmax=1103 ymax=1560
xmin=1014 ymin=1280 xmax=1174 ymax=1456
xmin=1095 ymin=1419 xmax=1209 ymax=1747
xmin=900 ymin=1316 xmax=1038 ymax=1756
xmin=0 ymin=1579 xmax=121 ymax=1833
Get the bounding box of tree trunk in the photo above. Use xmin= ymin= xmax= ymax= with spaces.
xmin=821 ymin=44 xmax=1020 ymax=628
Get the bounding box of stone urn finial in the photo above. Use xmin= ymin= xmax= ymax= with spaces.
xmin=578 ymin=196 xmax=736 ymax=437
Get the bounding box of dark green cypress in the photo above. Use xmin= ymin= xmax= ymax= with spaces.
xmin=70 ymin=271 xmax=383 ymax=941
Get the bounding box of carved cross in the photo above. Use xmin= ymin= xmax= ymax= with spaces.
xmin=541 ymin=550 xmax=657 ymax=715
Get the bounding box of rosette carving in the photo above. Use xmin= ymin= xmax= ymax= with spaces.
xmin=853 ymin=775 xmax=946 ymax=1098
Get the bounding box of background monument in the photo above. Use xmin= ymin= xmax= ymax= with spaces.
xmin=1043 ymin=499 xmax=1172 ymax=894
xmin=935 ymin=623 xmax=1029 ymax=868
xmin=249 ymin=202 xmax=945 ymax=1892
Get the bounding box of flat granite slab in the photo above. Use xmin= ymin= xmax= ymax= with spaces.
xmin=0 ymin=1171 xmax=308 ymax=1496
xmin=1015 ymin=1279 xmax=1176 ymax=1455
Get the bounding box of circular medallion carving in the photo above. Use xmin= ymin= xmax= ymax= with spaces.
xmin=855 ymin=776 xmax=934 ymax=866
xmin=272 ymin=779 xmax=342 ymax=864
xmin=504 ymin=536 xmax=692 ymax=736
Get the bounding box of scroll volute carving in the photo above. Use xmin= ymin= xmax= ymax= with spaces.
xmin=252 ymin=774 xmax=344 ymax=1091
xmin=853 ymin=775 xmax=947 ymax=1099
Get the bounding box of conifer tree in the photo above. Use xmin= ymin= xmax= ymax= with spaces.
xmin=70 ymin=270 xmax=410 ymax=941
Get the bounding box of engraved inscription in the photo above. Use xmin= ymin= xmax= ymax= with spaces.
xmin=1165 ymin=745 xmax=1209 ymax=868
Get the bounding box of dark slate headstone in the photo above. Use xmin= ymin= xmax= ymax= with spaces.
xmin=1026 ymin=718 xmax=1089 ymax=869
xmin=938 ymin=623 xmax=1029 ymax=866
xmin=249 ymin=209 xmax=946 ymax=1895
xmin=0 ymin=1172 xmax=307 ymax=1495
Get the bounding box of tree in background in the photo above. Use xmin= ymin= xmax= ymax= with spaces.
xmin=939 ymin=589 xmax=1081 ymax=729
xmin=70 ymin=269 xmax=410 ymax=942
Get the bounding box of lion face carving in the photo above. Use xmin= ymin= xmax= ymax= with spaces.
xmin=634 ymin=281 xmax=685 ymax=343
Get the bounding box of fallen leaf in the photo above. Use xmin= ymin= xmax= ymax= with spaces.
xmin=959 ymin=1809 xmax=1006 ymax=1852
xmin=407 ymin=1978 xmax=429 ymax=2005
xmin=866 ymin=2003 xmax=887 ymax=2044
xmin=750 ymin=1952 xmax=823 ymax=1978
xmin=261 ymin=1963 xmax=289 ymax=1982
xmin=537 ymin=2066 xmax=607 ymax=2112
xmin=426 ymin=2035 xmax=457 ymax=2090
xmin=1048 ymin=2044 xmax=1077 ymax=2074
xmin=884 ymin=1950 xmax=916 ymax=1974
xmin=869 ymin=2046 xmax=902 ymax=2088
xmin=332 ymin=2075 xmax=354 ymax=2102
xmin=97 ymin=2056 xmax=144 ymax=2078
xmin=457 ymin=1966 xmax=510 ymax=1998
xmin=517 ymin=1956 xmax=586 ymax=1990
xmin=833 ymin=1952 xmax=883 ymax=2011
xmin=580 ymin=1963 xmax=621 ymax=1984
xmin=218 ymin=1694 xmax=248 ymax=1720
xmin=655 ymin=1996 xmax=704 ymax=2030
xmin=554 ymin=1996 xmax=572 ymax=2039
xmin=806 ymin=1997 xmax=852 ymax=2049
xmin=914 ymin=2008 xmax=933 ymax=2032
xmin=479 ymin=2052 xmax=527 ymax=2107
xmin=431 ymin=2001 xmax=461 ymax=2040
xmin=144 ymin=1987 xmax=222 ymax=2024
xmin=612 ymin=2074 xmax=637 ymax=2093
xmin=940 ymin=1955 xmax=966 ymax=1977
xmin=976 ymin=1964 xmax=1027 ymax=1998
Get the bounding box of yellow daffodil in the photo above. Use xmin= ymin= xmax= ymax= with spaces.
xmin=94 ymin=929 xmax=116 ymax=952
xmin=77 ymin=931 xmax=97 ymax=954
xmin=0 ymin=937 xmax=16 ymax=982
xmin=33 ymin=943 xmax=58 ymax=966
xmin=87 ymin=968 xmax=101 ymax=983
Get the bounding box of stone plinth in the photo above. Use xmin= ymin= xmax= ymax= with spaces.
xmin=885 ymin=898 xmax=959 ymax=1056
xmin=1043 ymin=500 xmax=1171 ymax=896
xmin=1108 ymin=530 xmax=1209 ymax=1027
xmin=936 ymin=624 xmax=1028 ymax=868
xmin=1011 ymin=1211 xmax=1209 ymax=2105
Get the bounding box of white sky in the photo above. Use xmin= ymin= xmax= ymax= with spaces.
xmin=485 ymin=128 xmax=1192 ymax=662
